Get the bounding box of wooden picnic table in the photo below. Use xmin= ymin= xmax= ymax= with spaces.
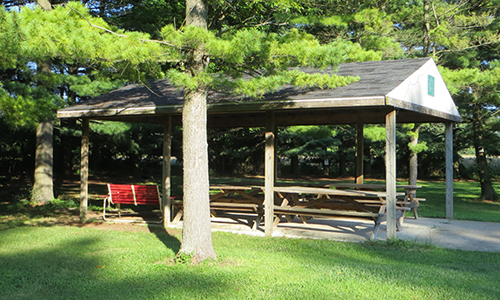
xmin=270 ymin=185 xmax=409 ymax=240
xmin=173 ymin=185 xmax=265 ymax=230
xmin=325 ymin=183 xmax=424 ymax=218
xmin=172 ymin=183 xmax=421 ymax=239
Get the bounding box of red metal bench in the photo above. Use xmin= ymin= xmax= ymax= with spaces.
xmin=103 ymin=184 xmax=162 ymax=221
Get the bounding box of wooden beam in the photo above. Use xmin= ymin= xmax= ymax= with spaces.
xmin=445 ymin=122 xmax=454 ymax=219
xmin=274 ymin=123 xmax=278 ymax=184
xmin=385 ymin=110 xmax=397 ymax=239
xmin=356 ymin=123 xmax=364 ymax=184
xmin=80 ymin=119 xmax=89 ymax=223
xmin=264 ymin=111 xmax=276 ymax=237
xmin=163 ymin=116 xmax=172 ymax=228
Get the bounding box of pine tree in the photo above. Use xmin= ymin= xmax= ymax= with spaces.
xmin=0 ymin=2 xmax=164 ymax=203
xmin=2 ymin=0 xmax=381 ymax=261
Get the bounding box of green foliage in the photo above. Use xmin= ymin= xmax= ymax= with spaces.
xmin=0 ymin=81 xmax=60 ymax=127
xmin=289 ymin=7 xmax=404 ymax=58
xmin=0 ymin=2 xmax=165 ymax=129
xmin=363 ymin=125 xmax=385 ymax=142
xmin=161 ymin=24 xmax=381 ymax=95
xmin=93 ymin=0 xmax=185 ymax=39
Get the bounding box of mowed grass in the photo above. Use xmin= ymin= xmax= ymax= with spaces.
xmin=417 ymin=180 xmax=500 ymax=222
xmin=1 ymin=225 xmax=499 ymax=300
xmin=1 ymin=179 xmax=500 ymax=299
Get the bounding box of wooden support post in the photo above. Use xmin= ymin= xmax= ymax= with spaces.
xmin=80 ymin=118 xmax=89 ymax=223
xmin=385 ymin=111 xmax=397 ymax=239
xmin=445 ymin=122 xmax=454 ymax=219
xmin=163 ymin=116 xmax=172 ymax=228
xmin=265 ymin=111 xmax=276 ymax=237
xmin=356 ymin=123 xmax=364 ymax=184
xmin=274 ymin=123 xmax=278 ymax=184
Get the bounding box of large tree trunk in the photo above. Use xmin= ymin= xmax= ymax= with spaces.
xmin=31 ymin=0 xmax=54 ymax=204
xmin=31 ymin=120 xmax=54 ymax=203
xmin=177 ymin=0 xmax=217 ymax=263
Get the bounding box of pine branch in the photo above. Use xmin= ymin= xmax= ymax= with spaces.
xmin=215 ymin=19 xmax=289 ymax=37
xmin=65 ymin=4 xmax=181 ymax=49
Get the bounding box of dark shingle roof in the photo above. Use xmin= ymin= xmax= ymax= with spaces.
xmin=60 ymin=58 xmax=430 ymax=111
xmin=58 ymin=58 xmax=461 ymax=124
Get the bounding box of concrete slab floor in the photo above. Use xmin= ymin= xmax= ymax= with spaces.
xmin=169 ymin=215 xmax=500 ymax=253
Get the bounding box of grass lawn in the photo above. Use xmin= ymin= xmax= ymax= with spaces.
xmin=417 ymin=180 xmax=500 ymax=222
xmin=1 ymin=178 xmax=500 ymax=299
xmin=1 ymin=225 xmax=499 ymax=300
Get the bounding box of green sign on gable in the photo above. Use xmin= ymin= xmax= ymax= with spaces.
xmin=428 ymin=75 xmax=435 ymax=96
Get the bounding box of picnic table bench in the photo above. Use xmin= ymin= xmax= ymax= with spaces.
xmin=172 ymin=185 xmax=264 ymax=230
xmin=326 ymin=183 xmax=425 ymax=218
xmin=103 ymin=184 xmax=162 ymax=222
xmin=171 ymin=182 xmax=422 ymax=240
xmin=271 ymin=186 xmax=409 ymax=240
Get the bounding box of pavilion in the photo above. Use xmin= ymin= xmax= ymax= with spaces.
xmin=57 ymin=57 xmax=461 ymax=238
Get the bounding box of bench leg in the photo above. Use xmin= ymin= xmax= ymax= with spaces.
xmin=299 ymin=215 xmax=311 ymax=224
xmin=273 ymin=215 xmax=282 ymax=228
xmin=371 ymin=219 xmax=382 ymax=240
xmin=252 ymin=215 xmax=262 ymax=231
xmin=172 ymin=209 xmax=183 ymax=223
xmin=396 ymin=218 xmax=402 ymax=232
xmin=412 ymin=207 xmax=419 ymax=219
xmin=103 ymin=198 xmax=108 ymax=221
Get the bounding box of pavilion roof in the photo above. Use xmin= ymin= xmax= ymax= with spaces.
xmin=57 ymin=57 xmax=461 ymax=126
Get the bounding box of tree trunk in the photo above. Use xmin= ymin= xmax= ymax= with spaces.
xmin=423 ymin=0 xmax=431 ymax=56
xmin=408 ymin=124 xmax=421 ymax=186
xmin=32 ymin=120 xmax=54 ymax=203
xmin=31 ymin=0 xmax=54 ymax=204
xmin=472 ymin=102 xmax=498 ymax=201
xmin=177 ymin=0 xmax=217 ymax=263
xmin=338 ymin=149 xmax=346 ymax=177
xmin=476 ymin=147 xmax=498 ymax=201
xmin=364 ymin=145 xmax=372 ymax=177
xmin=291 ymin=155 xmax=299 ymax=177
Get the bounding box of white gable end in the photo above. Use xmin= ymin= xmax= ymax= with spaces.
xmin=386 ymin=58 xmax=460 ymax=119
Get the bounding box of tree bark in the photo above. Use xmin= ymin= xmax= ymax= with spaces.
xmin=291 ymin=155 xmax=299 ymax=177
xmin=476 ymin=147 xmax=498 ymax=201
xmin=31 ymin=0 xmax=54 ymax=205
xmin=423 ymin=0 xmax=431 ymax=56
xmin=32 ymin=120 xmax=54 ymax=203
xmin=472 ymin=103 xmax=498 ymax=201
xmin=338 ymin=149 xmax=346 ymax=177
xmin=408 ymin=124 xmax=421 ymax=186
xmin=177 ymin=0 xmax=217 ymax=263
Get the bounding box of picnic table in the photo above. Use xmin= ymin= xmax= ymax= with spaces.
xmin=172 ymin=185 xmax=264 ymax=230
xmin=171 ymin=182 xmax=424 ymax=239
xmin=270 ymin=185 xmax=409 ymax=239
xmin=325 ymin=183 xmax=424 ymax=218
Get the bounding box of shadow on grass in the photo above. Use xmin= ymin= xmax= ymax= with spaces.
xmin=147 ymin=224 xmax=182 ymax=254
xmin=0 ymin=226 xmax=229 ymax=300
